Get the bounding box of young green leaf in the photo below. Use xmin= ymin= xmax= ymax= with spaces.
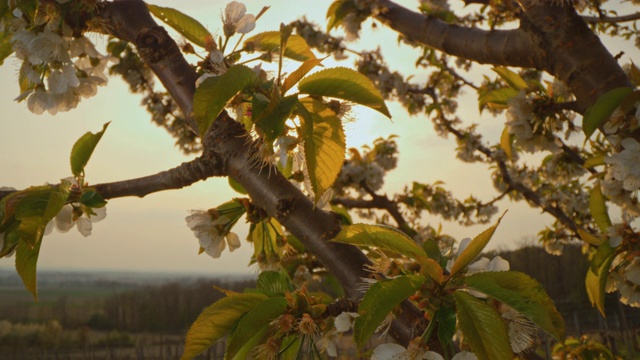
xmin=492 ymin=67 xmax=528 ymax=91
xmin=298 ymin=67 xmax=391 ymax=118
xmin=282 ymin=58 xmax=324 ymax=95
xmin=182 ymin=293 xmax=268 ymax=360
xmin=333 ymin=223 xmax=444 ymax=283
xmin=589 ymin=183 xmax=611 ymax=233
xmin=0 ymin=31 xmax=13 ymax=66
xmin=353 ymin=275 xmax=425 ymax=348
xmin=256 ymin=271 xmax=295 ymax=295
xmin=435 ymin=306 xmax=457 ymax=351
xmin=450 ymin=214 xmax=505 ymax=277
xmin=578 ymin=228 xmax=604 ymax=246
xmin=244 ymin=32 xmax=316 ymax=61
xmin=297 ymin=98 xmax=345 ymax=203
xmin=193 ymin=65 xmax=257 ymax=136
xmin=478 ymin=87 xmax=519 ymax=111
xmin=70 ymin=122 xmax=110 ymax=177
xmin=582 ymin=87 xmax=633 ymax=140
xmin=226 ymin=297 xmax=288 ymax=359
xmin=15 ymin=234 xmax=43 ymax=301
xmin=147 ymin=5 xmax=211 ymax=48
xmin=585 ymin=247 xmax=616 ymax=317
xmin=254 ymin=94 xmax=298 ymax=143
xmin=464 ymin=271 xmax=565 ymax=341
xmin=453 ymin=291 xmax=513 ymax=360
xmin=326 ymin=0 xmax=356 ymax=31
xmin=499 ymin=127 xmax=513 ymax=160
xmin=583 ymin=155 xmax=605 ymax=169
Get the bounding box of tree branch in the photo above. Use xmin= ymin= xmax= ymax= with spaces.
xmin=582 ymin=12 xmax=640 ymax=24
xmin=99 ymin=0 xmax=424 ymax=346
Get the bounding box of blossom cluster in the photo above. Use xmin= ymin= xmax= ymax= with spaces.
xmin=7 ymin=6 xmax=113 ymax=115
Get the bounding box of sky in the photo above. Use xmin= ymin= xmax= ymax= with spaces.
xmin=0 ymin=0 xmax=637 ymax=276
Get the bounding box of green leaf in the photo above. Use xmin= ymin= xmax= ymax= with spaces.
xmin=499 ymin=126 xmax=513 ymax=160
xmin=589 ymin=183 xmax=611 ymax=233
xmin=70 ymin=122 xmax=110 ymax=177
xmin=583 ymin=155 xmax=605 ymax=169
xmin=228 ymin=327 xmax=267 ymax=360
xmin=228 ymin=177 xmax=247 ymax=195
xmin=282 ymin=58 xmax=324 ymax=95
xmin=0 ymin=222 xmax=19 ymax=257
xmin=193 ymin=65 xmax=257 ymax=136
xmin=464 ymin=271 xmax=565 ymax=341
xmin=15 ymin=235 xmax=43 ymax=301
xmin=79 ymin=188 xmax=107 ymax=208
xmin=450 ymin=214 xmax=505 ymax=277
xmin=255 ymin=94 xmax=298 ymax=143
xmin=0 ymin=31 xmax=14 ymax=66
xmin=492 ymin=67 xmax=528 ymax=91
xmin=353 ymin=275 xmax=425 ymax=348
xmin=147 ymin=5 xmax=211 ymax=48
xmin=453 ymin=291 xmax=513 ymax=360
xmin=182 ymin=293 xmax=268 ymax=360
xmin=585 ymin=245 xmax=615 ymax=317
xmin=244 ymin=32 xmax=316 ymax=61
xmin=435 ymin=306 xmax=457 ymax=349
xmin=326 ymin=0 xmax=356 ymax=31
xmin=334 ymin=223 xmax=443 ymax=283
xmin=297 ymin=98 xmax=346 ymax=203
xmin=226 ymin=297 xmax=288 ymax=359
xmin=298 ymin=67 xmax=391 ymax=118
xmin=256 ymin=271 xmax=295 ymax=295
xmin=478 ymin=87 xmax=519 ymax=111
xmin=578 ymin=228 xmax=604 ymax=246
xmin=582 ymin=87 xmax=633 ymax=140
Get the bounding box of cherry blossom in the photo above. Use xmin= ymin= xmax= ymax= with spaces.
xmin=223 ymin=1 xmax=256 ymax=37
xmin=185 ymin=210 xmax=241 ymax=258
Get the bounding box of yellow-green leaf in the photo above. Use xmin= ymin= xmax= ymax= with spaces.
xmin=282 ymin=58 xmax=324 ymax=95
xmin=478 ymin=87 xmax=519 ymax=111
xmin=583 ymin=155 xmax=605 ymax=169
xmin=244 ymin=32 xmax=316 ymax=61
xmin=589 ymin=183 xmax=611 ymax=233
xmin=585 ymin=249 xmax=615 ymax=317
xmin=353 ymin=275 xmax=425 ymax=349
xmin=333 ymin=223 xmax=443 ymax=283
xmin=492 ymin=67 xmax=528 ymax=91
xmin=182 ymin=293 xmax=268 ymax=360
xmin=499 ymin=126 xmax=513 ymax=160
xmin=0 ymin=31 xmax=14 ymax=66
xmin=454 ymin=291 xmax=513 ymax=360
xmin=583 ymin=87 xmax=633 ymax=140
xmin=70 ymin=122 xmax=110 ymax=177
xmin=629 ymin=62 xmax=640 ymax=87
xmin=326 ymin=0 xmax=356 ymax=31
xmin=450 ymin=214 xmax=505 ymax=277
xmin=147 ymin=5 xmax=211 ymax=48
xmin=578 ymin=228 xmax=604 ymax=246
xmin=297 ymin=98 xmax=345 ymax=203
xmin=464 ymin=271 xmax=565 ymax=341
xmin=226 ymin=297 xmax=288 ymax=359
xmin=15 ymin=235 xmax=43 ymax=301
xmin=298 ymin=67 xmax=391 ymax=118
xmin=193 ymin=65 xmax=257 ymax=136
xmin=254 ymin=94 xmax=298 ymax=143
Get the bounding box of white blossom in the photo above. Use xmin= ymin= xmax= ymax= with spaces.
xmin=544 ymin=240 xmax=564 ymax=256
xmin=501 ymin=305 xmax=537 ymax=353
xmin=505 ymin=91 xmax=558 ymax=153
xmin=47 ymin=64 xmax=80 ymax=94
xmin=185 ymin=211 xmax=241 ymax=258
xmin=223 ymin=1 xmax=256 ymax=36
xmin=46 ymin=204 xmax=107 ymax=237
xmin=26 ymin=30 xmax=70 ymax=65
xmin=626 ymin=257 xmax=640 ymax=286
xmin=605 ymin=138 xmax=640 ymax=192
xmin=334 ymin=312 xmax=358 ymax=333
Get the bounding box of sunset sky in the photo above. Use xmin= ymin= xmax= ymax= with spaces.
xmin=0 ymin=0 xmax=636 ymax=276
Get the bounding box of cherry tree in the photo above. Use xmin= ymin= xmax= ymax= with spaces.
xmin=0 ymin=0 xmax=638 ymax=359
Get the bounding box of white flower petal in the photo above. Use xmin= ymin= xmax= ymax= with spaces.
xmin=55 ymin=205 xmax=75 ymax=232
xmin=225 ymin=1 xmax=247 ymax=24
xmin=205 ymin=235 xmax=226 ymax=258
xmin=452 ymin=351 xmax=478 ymax=360
xmin=334 ymin=312 xmax=353 ymax=333
xmin=76 ymin=217 xmax=92 ymax=237
xmin=226 ymin=232 xmax=241 ymax=252
xmin=423 ymin=351 xmax=445 ymax=360
xmin=371 ymin=343 xmax=406 ymax=360
xmin=487 ymin=256 xmax=510 ymax=272
xmin=236 ymin=14 xmax=256 ymax=34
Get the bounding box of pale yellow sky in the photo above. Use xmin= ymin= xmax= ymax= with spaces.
xmin=0 ymin=0 xmax=636 ymax=275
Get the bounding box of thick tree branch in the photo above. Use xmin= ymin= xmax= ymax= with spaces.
xmin=582 ymin=12 xmax=640 ymax=24
xmin=374 ymin=0 xmax=632 ymax=113
xmin=375 ymin=0 xmax=542 ymax=69
xmin=100 ymin=0 xmax=424 ymax=346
